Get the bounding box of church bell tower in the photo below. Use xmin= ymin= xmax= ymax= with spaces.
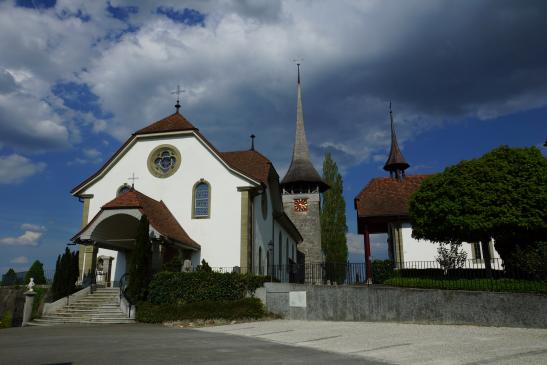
xmin=281 ymin=64 xmax=329 ymax=266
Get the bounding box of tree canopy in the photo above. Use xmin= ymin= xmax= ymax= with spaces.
xmin=409 ymin=145 xmax=547 ymax=263
xmin=24 ymin=260 xmax=47 ymax=285
xmin=321 ymin=153 xmax=348 ymax=264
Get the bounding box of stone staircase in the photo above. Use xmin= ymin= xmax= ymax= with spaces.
xmin=29 ymin=287 xmax=135 ymax=326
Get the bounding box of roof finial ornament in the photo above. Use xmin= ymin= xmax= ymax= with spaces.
xmin=128 ymin=172 xmax=138 ymax=189
xmin=250 ymin=134 xmax=255 ymax=151
xmin=292 ymin=58 xmax=303 ymax=84
xmin=171 ymin=84 xmax=185 ymax=113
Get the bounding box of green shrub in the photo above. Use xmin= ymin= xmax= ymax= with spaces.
xmin=148 ymin=271 xmax=269 ymax=305
xmin=0 ymin=311 xmax=12 ymax=328
xmin=2 ymin=268 xmax=18 ymax=286
xmin=195 ymin=259 xmax=212 ymax=272
xmin=24 ymin=260 xmax=47 ymax=285
xmin=137 ymin=298 xmax=266 ymax=323
xmin=372 ymin=260 xmax=395 ymax=284
xmin=31 ymin=287 xmax=47 ymax=319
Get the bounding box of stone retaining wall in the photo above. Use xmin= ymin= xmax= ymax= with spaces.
xmin=262 ymin=283 xmax=547 ymax=328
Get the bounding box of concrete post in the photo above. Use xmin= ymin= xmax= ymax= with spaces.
xmin=22 ymin=290 xmax=36 ymax=327
xmin=363 ymin=224 xmax=373 ymax=285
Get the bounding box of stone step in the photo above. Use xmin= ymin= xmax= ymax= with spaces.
xmin=58 ymin=308 xmax=123 ymax=312
xmin=41 ymin=315 xmax=130 ymax=321
xmin=63 ymin=302 xmax=120 ymax=308
xmin=56 ymin=309 xmax=125 ymax=315
xmin=30 ymin=319 xmax=135 ymax=325
xmin=36 ymin=286 xmax=133 ymax=326
xmin=72 ymin=300 xmax=120 ymax=305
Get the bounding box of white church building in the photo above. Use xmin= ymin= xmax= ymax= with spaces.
xmin=71 ymin=102 xmax=302 ymax=284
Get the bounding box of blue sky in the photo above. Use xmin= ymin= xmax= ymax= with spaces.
xmin=0 ymin=0 xmax=545 ymax=272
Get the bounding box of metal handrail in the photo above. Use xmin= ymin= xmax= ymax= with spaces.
xmin=119 ymin=273 xmax=133 ymax=318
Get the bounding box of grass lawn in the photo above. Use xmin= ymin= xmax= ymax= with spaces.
xmin=383 ymin=277 xmax=547 ymax=294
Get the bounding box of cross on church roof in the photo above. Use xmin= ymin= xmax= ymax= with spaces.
xmin=128 ymin=172 xmax=138 ymax=188
xmin=171 ymin=84 xmax=185 ymax=113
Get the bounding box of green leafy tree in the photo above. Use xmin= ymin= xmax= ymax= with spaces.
xmin=2 ymin=268 xmax=17 ymax=286
xmin=24 ymin=260 xmax=47 ymax=285
xmin=320 ymin=153 xmax=348 ymax=283
xmin=127 ymin=215 xmax=152 ymax=301
xmin=410 ymin=146 xmax=547 ymax=276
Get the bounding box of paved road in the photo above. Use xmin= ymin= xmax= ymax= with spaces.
xmin=0 ymin=324 xmax=380 ymax=365
xmin=198 ymin=320 xmax=547 ymax=365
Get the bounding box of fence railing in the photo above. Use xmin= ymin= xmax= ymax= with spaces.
xmin=208 ymin=259 xmax=546 ymax=294
xmin=383 ymin=258 xmax=546 ymax=293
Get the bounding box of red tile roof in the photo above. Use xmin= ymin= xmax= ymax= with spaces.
xmin=100 ymin=190 xmax=200 ymax=249
xmin=221 ymin=150 xmax=273 ymax=184
xmin=354 ymin=174 xmax=433 ymax=218
xmin=134 ymin=112 xmax=197 ymax=134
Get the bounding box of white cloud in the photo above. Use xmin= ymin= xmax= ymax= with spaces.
xmin=68 ymin=148 xmax=103 ymax=165
xmin=20 ymin=224 xmax=47 ymax=233
xmin=0 ymin=223 xmax=46 ymax=247
xmin=0 ymin=231 xmax=43 ymax=247
xmin=10 ymin=256 xmax=29 ymax=264
xmin=0 ymin=154 xmax=46 ymax=184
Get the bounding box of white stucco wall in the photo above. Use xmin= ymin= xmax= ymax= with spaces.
xmin=400 ymin=223 xmax=501 ymax=264
xmin=82 ymin=132 xmax=255 ymax=269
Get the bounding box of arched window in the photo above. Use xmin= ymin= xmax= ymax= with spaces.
xmin=117 ymin=184 xmax=131 ymax=196
xmin=193 ymin=180 xmax=210 ymax=218
xmin=278 ymin=231 xmax=282 ymax=265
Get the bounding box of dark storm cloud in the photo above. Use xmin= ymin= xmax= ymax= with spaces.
xmin=328 ymin=0 xmax=547 ymax=117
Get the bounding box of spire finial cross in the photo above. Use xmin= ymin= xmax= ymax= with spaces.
xmin=128 ymin=172 xmax=139 ymax=188
xmin=292 ymin=58 xmax=303 ymax=84
xmin=171 ymin=84 xmax=185 ymax=113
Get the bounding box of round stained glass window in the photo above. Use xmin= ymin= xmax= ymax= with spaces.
xmin=147 ymin=144 xmax=181 ymax=178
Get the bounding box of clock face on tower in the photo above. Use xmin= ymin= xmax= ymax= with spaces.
xmin=294 ymin=198 xmax=309 ymax=212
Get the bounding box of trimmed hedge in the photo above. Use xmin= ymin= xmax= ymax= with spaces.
xmin=148 ymin=271 xmax=269 ymax=305
xmin=137 ymin=298 xmax=266 ymax=323
xmin=372 ymin=260 xmax=395 ymax=284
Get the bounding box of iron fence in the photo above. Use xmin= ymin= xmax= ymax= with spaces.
xmin=208 ymin=259 xmax=546 ymax=294
xmin=382 ymin=258 xmax=547 ymax=293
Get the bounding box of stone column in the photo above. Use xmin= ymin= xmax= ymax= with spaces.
xmin=21 ymin=290 xmax=36 ymax=327
xmin=363 ymin=224 xmax=373 ymax=285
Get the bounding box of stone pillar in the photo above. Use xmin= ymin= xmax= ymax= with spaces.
xmin=239 ymin=190 xmax=250 ymax=274
xmin=21 ymin=291 xmax=36 ymax=327
xmin=363 ymin=224 xmax=373 ymax=285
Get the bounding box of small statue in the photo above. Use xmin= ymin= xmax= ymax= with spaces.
xmin=182 ymin=259 xmax=193 ymax=273
xmin=27 ymin=277 xmax=35 ymax=292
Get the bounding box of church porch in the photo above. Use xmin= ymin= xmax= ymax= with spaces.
xmin=72 ymin=190 xmax=200 ymax=286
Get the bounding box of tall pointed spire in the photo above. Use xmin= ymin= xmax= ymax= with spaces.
xmin=281 ymin=64 xmax=328 ymax=192
xmin=383 ymin=102 xmax=409 ymax=179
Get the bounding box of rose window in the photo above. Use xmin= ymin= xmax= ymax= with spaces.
xmin=147 ymin=145 xmax=181 ymax=178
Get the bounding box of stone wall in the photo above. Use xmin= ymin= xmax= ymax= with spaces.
xmin=0 ymin=287 xmax=26 ymax=327
xmin=262 ymin=283 xmax=547 ymax=328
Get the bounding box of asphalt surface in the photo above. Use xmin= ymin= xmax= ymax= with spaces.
xmin=198 ymin=320 xmax=547 ymax=365
xmin=0 ymin=323 xmax=382 ymax=365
